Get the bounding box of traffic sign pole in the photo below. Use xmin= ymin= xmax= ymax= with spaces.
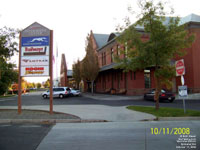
xmin=49 ymin=30 xmax=53 ymax=114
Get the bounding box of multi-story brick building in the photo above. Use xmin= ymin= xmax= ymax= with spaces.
xmin=85 ymin=14 xmax=200 ymax=95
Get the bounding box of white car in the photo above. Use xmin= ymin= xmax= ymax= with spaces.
xmin=70 ymin=89 xmax=81 ymax=96
xmin=42 ymin=87 xmax=71 ymax=99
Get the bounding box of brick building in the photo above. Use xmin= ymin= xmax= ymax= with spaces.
xmin=85 ymin=14 xmax=200 ymax=95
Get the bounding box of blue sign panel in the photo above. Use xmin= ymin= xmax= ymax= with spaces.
xmin=22 ymin=36 xmax=49 ymax=46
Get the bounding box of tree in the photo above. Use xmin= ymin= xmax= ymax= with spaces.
xmin=0 ymin=27 xmax=19 ymax=95
xmin=36 ymin=83 xmax=42 ymax=89
xmin=116 ymin=0 xmax=195 ymax=109
xmin=44 ymin=79 xmax=50 ymax=88
xmin=81 ymin=35 xmax=99 ymax=94
xmin=72 ymin=59 xmax=82 ymax=89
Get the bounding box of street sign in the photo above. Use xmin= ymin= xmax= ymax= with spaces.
xmin=175 ymin=59 xmax=185 ymax=76
xmin=20 ymin=22 xmax=50 ymax=77
xmin=178 ymin=86 xmax=188 ymax=98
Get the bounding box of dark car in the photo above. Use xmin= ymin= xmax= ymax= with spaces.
xmin=144 ymin=89 xmax=175 ymax=102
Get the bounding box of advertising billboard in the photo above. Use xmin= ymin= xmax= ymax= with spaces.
xmin=20 ymin=23 xmax=51 ymax=77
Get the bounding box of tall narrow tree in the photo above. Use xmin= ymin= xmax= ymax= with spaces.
xmin=81 ymin=35 xmax=99 ymax=94
xmin=72 ymin=59 xmax=82 ymax=89
xmin=116 ymin=0 xmax=195 ymax=109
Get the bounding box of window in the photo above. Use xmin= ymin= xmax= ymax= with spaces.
xmin=104 ymin=52 xmax=106 ymax=65
xmin=144 ymin=70 xmax=151 ymax=88
xmin=111 ymin=48 xmax=114 ymax=63
xmin=117 ymin=45 xmax=120 ymax=56
xmin=102 ymin=53 xmax=103 ymax=66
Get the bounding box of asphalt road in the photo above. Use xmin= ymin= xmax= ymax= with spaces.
xmin=0 ymin=92 xmax=200 ymax=111
xmin=0 ymin=123 xmax=53 ymax=150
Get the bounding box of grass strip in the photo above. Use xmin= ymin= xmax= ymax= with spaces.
xmin=127 ymin=106 xmax=200 ymax=117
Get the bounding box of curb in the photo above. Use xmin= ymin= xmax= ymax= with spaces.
xmin=158 ymin=117 xmax=200 ymax=121
xmin=0 ymin=119 xmax=108 ymax=124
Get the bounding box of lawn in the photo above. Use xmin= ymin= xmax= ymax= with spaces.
xmin=127 ymin=106 xmax=200 ymax=117
xmin=0 ymin=95 xmax=16 ymax=98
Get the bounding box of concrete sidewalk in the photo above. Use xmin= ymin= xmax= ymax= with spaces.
xmin=82 ymin=92 xmax=200 ymax=100
xmin=0 ymin=105 xmax=156 ymax=122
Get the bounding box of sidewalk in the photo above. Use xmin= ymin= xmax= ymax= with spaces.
xmin=0 ymin=105 xmax=156 ymax=123
xmin=82 ymin=92 xmax=200 ymax=100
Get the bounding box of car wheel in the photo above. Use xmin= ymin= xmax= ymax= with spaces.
xmin=169 ymin=98 xmax=174 ymax=103
xmin=43 ymin=94 xmax=47 ymax=99
xmin=59 ymin=94 xmax=64 ymax=99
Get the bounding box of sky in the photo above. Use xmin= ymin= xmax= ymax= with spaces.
xmin=0 ymin=0 xmax=200 ymax=83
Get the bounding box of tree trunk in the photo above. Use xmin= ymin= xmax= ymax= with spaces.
xmin=91 ymin=80 xmax=94 ymax=95
xmin=76 ymin=82 xmax=79 ymax=90
xmin=154 ymin=76 xmax=161 ymax=110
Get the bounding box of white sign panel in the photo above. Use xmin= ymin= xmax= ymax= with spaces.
xmin=178 ymin=86 xmax=188 ymax=98
xmin=21 ymin=66 xmax=49 ymax=77
xmin=21 ymin=46 xmax=49 ymax=56
xmin=21 ymin=56 xmax=49 ymax=66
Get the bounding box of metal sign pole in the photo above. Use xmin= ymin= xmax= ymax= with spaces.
xmin=181 ymin=75 xmax=186 ymax=114
xmin=183 ymin=98 xmax=186 ymax=114
xmin=49 ymin=30 xmax=53 ymax=114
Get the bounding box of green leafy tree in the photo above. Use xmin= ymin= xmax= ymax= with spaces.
xmin=116 ymin=0 xmax=195 ymax=109
xmin=0 ymin=27 xmax=19 ymax=95
xmin=81 ymin=35 xmax=99 ymax=94
xmin=72 ymin=59 xmax=82 ymax=89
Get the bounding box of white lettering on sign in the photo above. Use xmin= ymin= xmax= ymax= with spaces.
xmin=21 ymin=46 xmax=49 ymax=56
xmin=175 ymin=59 xmax=185 ymax=76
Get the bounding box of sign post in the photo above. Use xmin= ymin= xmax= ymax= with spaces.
xmin=178 ymin=86 xmax=188 ymax=113
xmin=175 ymin=59 xmax=187 ymax=114
xmin=19 ymin=22 xmax=53 ymax=114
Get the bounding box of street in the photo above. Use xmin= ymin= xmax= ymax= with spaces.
xmin=0 ymin=123 xmax=52 ymax=150
xmin=0 ymin=92 xmax=200 ymax=111
xmin=0 ymin=92 xmax=200 ymax=150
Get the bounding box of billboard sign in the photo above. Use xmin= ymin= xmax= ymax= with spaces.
xmin=21 ymin=46 xmax=49 ymax=56
xmin=22 ymin=36 xmax=49 ymax=46
xmin=21 ymin=56 xmax=49 ymax=66
xmin=21 ymin=66 xmax=49 ymax=77
xmin=20 ymin=22 xmax=51 ymax=77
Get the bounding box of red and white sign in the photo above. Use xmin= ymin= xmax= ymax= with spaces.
xmin=21 ymin=46 xmax=49 ymax=56
xmin=175 ymin=59 xmax=185 ymax=76
xmin=21 ymin=56 xmax=49 ymax=66
xmin=21 ymin=66 xmax=49 ymax=77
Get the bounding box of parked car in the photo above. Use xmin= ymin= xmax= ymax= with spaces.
xmin=144 ymin=89 xmax=175 ymax=102
xmin=70 ymin=89 xmax=81 ymax=96
xmin=42 ymin=87 xmax=71 ymax=99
